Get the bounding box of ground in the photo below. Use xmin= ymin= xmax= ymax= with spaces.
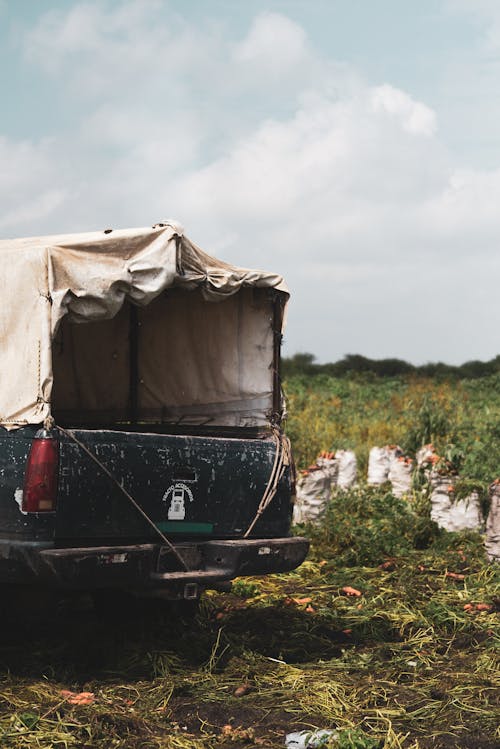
xmin=0 ymin=513 xmax=498 ymax=749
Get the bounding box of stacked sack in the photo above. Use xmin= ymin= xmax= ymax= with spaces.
xmin=416 ymin=443 xmax=437 ymax=468
xmin=418 ymin=447 xmax=483 ymax=532
xmin=293 ymin=443 xmax=491 ymax=542
xmin=336 ymin=449 xmax=358 ymax=489
xmin=293 ymin=449 xmax=357 ymax=524
xmin=485 ymin=480 xmax=500 ymax=561
xmin=367 ymin=446 xmax=393 ymax=484
xmin=367 ymin=445 xmax=413 ymax=497
xmin=388 ymin=456 xmax=414 ymax=498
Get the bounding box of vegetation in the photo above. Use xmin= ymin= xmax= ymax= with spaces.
xmin=0 ymin=372 xmax=498 ymax=748
xmin=0 ymin=488 xmax=497 ymax=749
xmin=284 ymin=373 xmax=500 ymax=493
xmin=282 ymin=353 xmax=500 ymax=380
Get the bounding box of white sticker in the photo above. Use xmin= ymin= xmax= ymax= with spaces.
xmin=14 ymin=488 xmax=27 ymax=515
xmin=110 ymin=553 xmax=127 ymax=564
xmin=163 ymin=482 xmax=194 ymax=521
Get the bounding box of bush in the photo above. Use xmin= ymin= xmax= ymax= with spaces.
xmin=299 ymin=486 xmax=440 ymax=567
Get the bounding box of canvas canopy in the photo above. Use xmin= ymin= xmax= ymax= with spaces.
xmin=0 ymin=221 xmax=288 ymax=430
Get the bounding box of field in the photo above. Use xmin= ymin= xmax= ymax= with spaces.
xmin=0 ymin=375 xmax=498 ymax=749
xmin=285 ymin=373 xmax=500 ymax=485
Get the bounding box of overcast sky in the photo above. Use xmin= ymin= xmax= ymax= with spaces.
xmin=1 ymin=0 xmax=499 ymax=364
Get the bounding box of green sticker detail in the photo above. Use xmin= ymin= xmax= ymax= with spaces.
xmin=157 ymin=521 xmax=214 ymax=534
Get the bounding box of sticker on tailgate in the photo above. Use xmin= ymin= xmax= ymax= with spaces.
xmin=98 ymin=553 xmax=128 ymax=565
xmin=163 ymin=482 xmax=194 ymax=520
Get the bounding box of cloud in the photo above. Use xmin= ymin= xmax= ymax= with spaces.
xmin=168 ymin=83 xmax=447 ymax=264
xmin=0 ymin=189 xmax=66 ymax=231
xmin=233 ymin=12 xmax=309 ymax=74
xmin=370 ymin=85 xmax=437 ymax=136
xmin=0 ymin=136 xmax=68 ymax=232
xmin=1 ymin=3 xmax=500 ymax=363
xmin=23 ymin=0 xmax=217 ymax=103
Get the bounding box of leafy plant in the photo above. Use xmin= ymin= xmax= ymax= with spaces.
xmin=334 ymin=728 xmax=382 ymax=749
xmin=284 ymin=373 xmax=500 ymax=488
xmin=231 ymin=580 xmax=259 ymax=598
xmin=302 ymin=487 xmax=440 ymax=567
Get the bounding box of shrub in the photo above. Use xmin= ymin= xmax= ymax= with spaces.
xmin=299 ymin=486 xmax=440 ymax=567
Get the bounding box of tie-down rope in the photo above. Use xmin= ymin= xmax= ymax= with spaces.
xmin=54 ymin=424 xmax=189 ymax=571
xmin=48 ymin=420 xmax=289 ymax=560
xmin=243 ymin=427 xmax=291 ymax=538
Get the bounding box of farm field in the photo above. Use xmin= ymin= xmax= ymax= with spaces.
xmin=0 ymin=375 xmax=498 ymax=749
xmin=284 ymin=373 xmax=500 ymax=483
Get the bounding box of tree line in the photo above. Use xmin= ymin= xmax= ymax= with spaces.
xmin=282 ymin=352 xmax=500 ymax=379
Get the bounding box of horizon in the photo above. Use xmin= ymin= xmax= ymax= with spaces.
xmin=283 ymin=349 xmax=500 ymax=370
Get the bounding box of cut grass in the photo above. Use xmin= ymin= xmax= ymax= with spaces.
xmin=0 ymin=488 xmax=498 ymax=749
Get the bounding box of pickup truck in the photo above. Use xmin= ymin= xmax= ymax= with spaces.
xmin=0 ymin=222 xmax=308 ymax=606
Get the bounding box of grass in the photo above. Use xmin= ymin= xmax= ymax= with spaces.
xmin=0 ymin=375 xmax=498 ymax=748
xmin=283 ymin=375 xmax=500 ymax=488
xmin=0 ymin=487 xmax=498 ymax=749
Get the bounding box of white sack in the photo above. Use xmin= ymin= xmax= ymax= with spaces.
xmin=368 ymin=445 xmax=403 ymax=484
xmin=285 ymin=730 xmax=338 ymax=748
xmin=367 ymin=447 xmax=391 ymax=484
xmin=430 ymin=473 xmax=483 ymax=532
xmin=336 ymin=449 xmax=357 ymax=489
xmin=416 ymin=444 xmax=436 ymax=467
xmin=387 ymin=445 xmax=404 ymax=465
xmin=293 ymin=457 xmax=337 ymax=524
xmin=389 ymin=457 xmax=413 ymax=498
xmin=485 ymin=482 xmax=500 ymax=561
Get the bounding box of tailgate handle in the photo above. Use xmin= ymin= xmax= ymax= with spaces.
xmin=172 ymin=466 xmax=197 ymax=482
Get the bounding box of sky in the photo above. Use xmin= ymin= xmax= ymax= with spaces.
xmin=0 ymin=0 xmax=499 ymax=365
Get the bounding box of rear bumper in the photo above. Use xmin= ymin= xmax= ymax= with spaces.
xmin=23 ymin=537 xmax=309 ymax=597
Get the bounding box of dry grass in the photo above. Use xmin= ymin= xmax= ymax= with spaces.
xmin=0 ymin=493 xmax=498 ymax=749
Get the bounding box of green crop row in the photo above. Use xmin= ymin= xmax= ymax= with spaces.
xmin=283 ymin=374 xmax=500 ymax=491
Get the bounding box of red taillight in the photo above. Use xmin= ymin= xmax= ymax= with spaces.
xmin=22 ymin=434 xmax=59 ymax=513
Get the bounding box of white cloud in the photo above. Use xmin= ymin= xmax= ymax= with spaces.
xmin=0 ymin=190 xmax=66 ymax=231
xmin=370 ymin=85 xmax=437 ymax=136
xmin=233 ymin=12 xmax=309 ymax=73
xmin=0 ymin=136 xmax=68 ymax=232
xmin=24 ymin=0 xmax=215 ymax=101
xmin=1 ymin=3 xmax=500 ymax=363
xmin=169 ymin=84 xmax=446 ymax=257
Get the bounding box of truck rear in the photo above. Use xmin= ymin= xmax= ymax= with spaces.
xmin=0 ymin=223 xmax=308 ymax=603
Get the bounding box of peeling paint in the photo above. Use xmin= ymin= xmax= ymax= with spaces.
xmin=1 ymin=425 xmax=292 ymax=593
xmin=14 ymin=487 xmax=27 ymax=515
xmin=52 ymin=429 xmax=291 ymax=542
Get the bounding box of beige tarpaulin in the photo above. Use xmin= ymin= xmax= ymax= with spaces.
xmin=0 ymin=221 xmax=288 ymax=429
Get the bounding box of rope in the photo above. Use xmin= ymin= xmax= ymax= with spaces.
xmin=50 ymin=419 xmax=289 ymax=560
xmin=243 ymin=428 xmax=291 ymax=538
xmin=55 ymin=424 xmax=189 ymax=571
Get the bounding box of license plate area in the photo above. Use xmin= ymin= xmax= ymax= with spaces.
xmin=156 ymin=544 xmax=202 ymax=573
